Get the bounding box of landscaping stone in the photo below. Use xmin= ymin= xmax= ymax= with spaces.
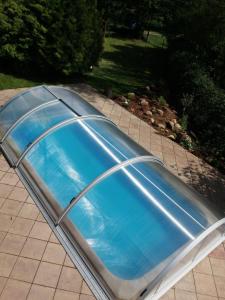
xmin=145 ymin=110 xmax=153 ymax=116
xmin=167 ymin=120 xmax=175 ymax=130
xmin=140 ymin=99 xmax=149 ymax=107
xmin=150 ymin=118 xmax=155 ymax=124
xmin=158 ymin=123 xmax=166 ymax=130
xmin=157 ymin=109 xmax=164 ymax=116
xmin=168 ymin=134 xmax=176 ymax=140
xmin=175 ymin=123 xmax=182 ymax=131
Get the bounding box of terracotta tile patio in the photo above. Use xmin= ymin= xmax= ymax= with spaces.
xmin=0 ymin=85 xmax=224 ymax=300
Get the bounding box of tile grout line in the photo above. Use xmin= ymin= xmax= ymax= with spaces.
xmin=0 ymin=191 xmax=33 ymax=298
xmin=25 ymin=213 xmax=54 ymax=300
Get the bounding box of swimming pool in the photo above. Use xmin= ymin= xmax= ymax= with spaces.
xmin=0 ymin=86 xmax=224 ymax=300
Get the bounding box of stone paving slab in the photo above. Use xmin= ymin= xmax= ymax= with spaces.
xmin=0 ymin=85 xmax=224 ymax=300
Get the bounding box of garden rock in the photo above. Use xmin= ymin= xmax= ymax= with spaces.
xmin=158 ymin=123 xmax=166 ymax=130
xmin=175 ymin=123 xmax=182 ymax=131
xmin=145 ymin=110 xmax=152 ymax=116
xmin=157 ymin=109 xmax=164 ymax=116
xmin=167 ymin=120 xmax=175 ymax=130
xmin=141 ymin=99 xmax=149 ymax=107
xmin=168 ymin=134 xmax=176 ymax=140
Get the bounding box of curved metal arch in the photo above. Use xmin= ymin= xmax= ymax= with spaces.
xmin=0 ymin=99 xmax=59 ymax=144
xmin=15 ymin=115 xmax=116 ymax=168
xmin=56 ymin=155 xmax=163 ymax=225
xmin=0 ymin=85 xmax=45 ymax=113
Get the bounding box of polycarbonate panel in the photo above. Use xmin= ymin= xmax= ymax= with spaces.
xmin=48 ymin=86 xmax=103 ymax=116
xmin=22 ymin=118 xmax=140 ymax=218
xmin=4 ymin=101 xmax=76 ymax=160
xmin=84 ymin=118 xmax=149 ymax=158
xmin=61 ymin=161 xmax=216 ymax=299
xmin=0 ymin=86 xmax=55 ymax=139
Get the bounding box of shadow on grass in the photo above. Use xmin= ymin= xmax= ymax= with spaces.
xmin=0 ymin=62 xmax=83 ymax=90
xmin=86 ymin=42 xmax=167 ymax=95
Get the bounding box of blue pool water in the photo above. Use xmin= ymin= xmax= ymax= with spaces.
xmin=10 ymin=116 xmax=207 ymax=280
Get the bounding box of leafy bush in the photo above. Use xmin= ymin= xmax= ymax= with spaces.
xmin=0 ymin=0 xmax=103 ymax=76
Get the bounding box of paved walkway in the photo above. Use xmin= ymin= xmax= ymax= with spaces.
xmin=0 ymin=85 xmax=224 ymax=300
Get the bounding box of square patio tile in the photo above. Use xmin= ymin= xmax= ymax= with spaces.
xmin=0 ymin=184 xmax=13 ymax=198
xmin=29 ymin=222 xmax=51 ymax=241
xmin=10 ymin=257 xmax=39 ymax=282
xmin=0 ymin=277 xmax=7 ymax=294
xmin=159 ymin=289 xmax=175 ymax=300
xmin=26 ymin=196 xmax=34 ymax=204
xmin=0 ymin=214 xmax=15 ymax=232
xmin=197 ymin=295 xmax=218 ymax=300
xmin=0 ymin=232 xmax=6 ymax=245
xmin=9 ymin=217 xmax=34 ymax=236
xmin=79 ymin=295 xmax=95 ymax=300
xmin=49 ymin=232 xmax=59 ymax=244
xmin=0 ymin=253 xmax=17 ymax=277
xmin=0 ymin=279 xmax=30 ymax=300
xmin=16 ymin=181 xmax=24 ymax=188
xmin=21 ymin=238 xmax=47 ymax=260
xmin=175 ymin=272 xmax=195 ymax=292
xmin=34 ymin=261 xmax=61 ymax=288
xmin=42 ymin=243 xmax=66 ymax=265
xmin=81 ymin=281 xmax=93 ymax=296
xmin=210 ymin=258 xmax=225 ymax=278
xmin=175 ymin=289 xmax=197 ymax=300
xmin=57 ymin=266 xmax=82 ymax=293
xmin=0 ymin=160 xmax=9 ymax=172
xmin=8 ymin=187 xmax=28 ymax=202
xmin=0 ymin=233 xmax=26 ymax=255
xmin=194 ymin=273 xmax=217 ymax=297
xmin=0 ymin=199 xmax=23 ymax=216
xmin=18 ymin=203 xmax=39 ymax=220
xmin=0 ymin=171 xmax=4 ymax=181
xmin=214 ymin=276 xmax=225 ymax=298
xmin=0 ymin=198 xmax=5 ymax=208
xmin=27 ymin=284 xmax=55 ymax=300
xmin=54 ymin=289 xmax=79 ymax=300
xmin=36 ymin=212 xmax=46 ymax=223
xmin=194 ymin=257 xmax=212 ymax=275
xmin=209 ymin=245 xmax=225 ymax=260
xmin=64 ymin=255 xmax=74 ymax=268
xmin=0 ymin=173 xmax=19 ymax=186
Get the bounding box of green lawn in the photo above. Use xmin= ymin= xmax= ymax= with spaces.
xmin=0 ymin=73 xmax=41 ymax=90
xmin=86 ymin=32 xmax=167 ymax=95
xmin=0 ymin=32 xmax=166 ymax=95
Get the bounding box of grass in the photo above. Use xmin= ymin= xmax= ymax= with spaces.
xmin=0 ymin=73 xmax=41 ymax=90
xmin=0 ymin=31 xmax=167 ymax=95
xmin=86 ymin=32 xmax=167 ymax=95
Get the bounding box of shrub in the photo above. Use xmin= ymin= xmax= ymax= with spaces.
xmin=0 ymin=0 xmax=103 ymax=76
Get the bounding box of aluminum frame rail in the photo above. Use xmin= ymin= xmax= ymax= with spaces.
xmin=12 ymin=115 xmax=115 ymax=167
xmin=0 ymin=99 xmax=59 ymax=144
xmin=56 ymin=155 xmax=163 ymax=225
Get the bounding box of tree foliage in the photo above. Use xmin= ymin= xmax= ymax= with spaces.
xmin=161 ymin=0 xmax=225 ymax=168
xmin=97 ymin=0 xmax=155 ymax=38
xmin=0 ymin=0 xmax=103 ymax=75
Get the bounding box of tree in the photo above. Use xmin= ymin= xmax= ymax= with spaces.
xmin=0 ymin=0 xmax=103 ymax=76
xmin=161 ymin=0 xmax=225 ymax=170
xmin=97 ymin=0 xmax=155 ymax=38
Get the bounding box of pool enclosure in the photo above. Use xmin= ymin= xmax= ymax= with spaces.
xmin=0 ymin=85 xmax=224 ymax=300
